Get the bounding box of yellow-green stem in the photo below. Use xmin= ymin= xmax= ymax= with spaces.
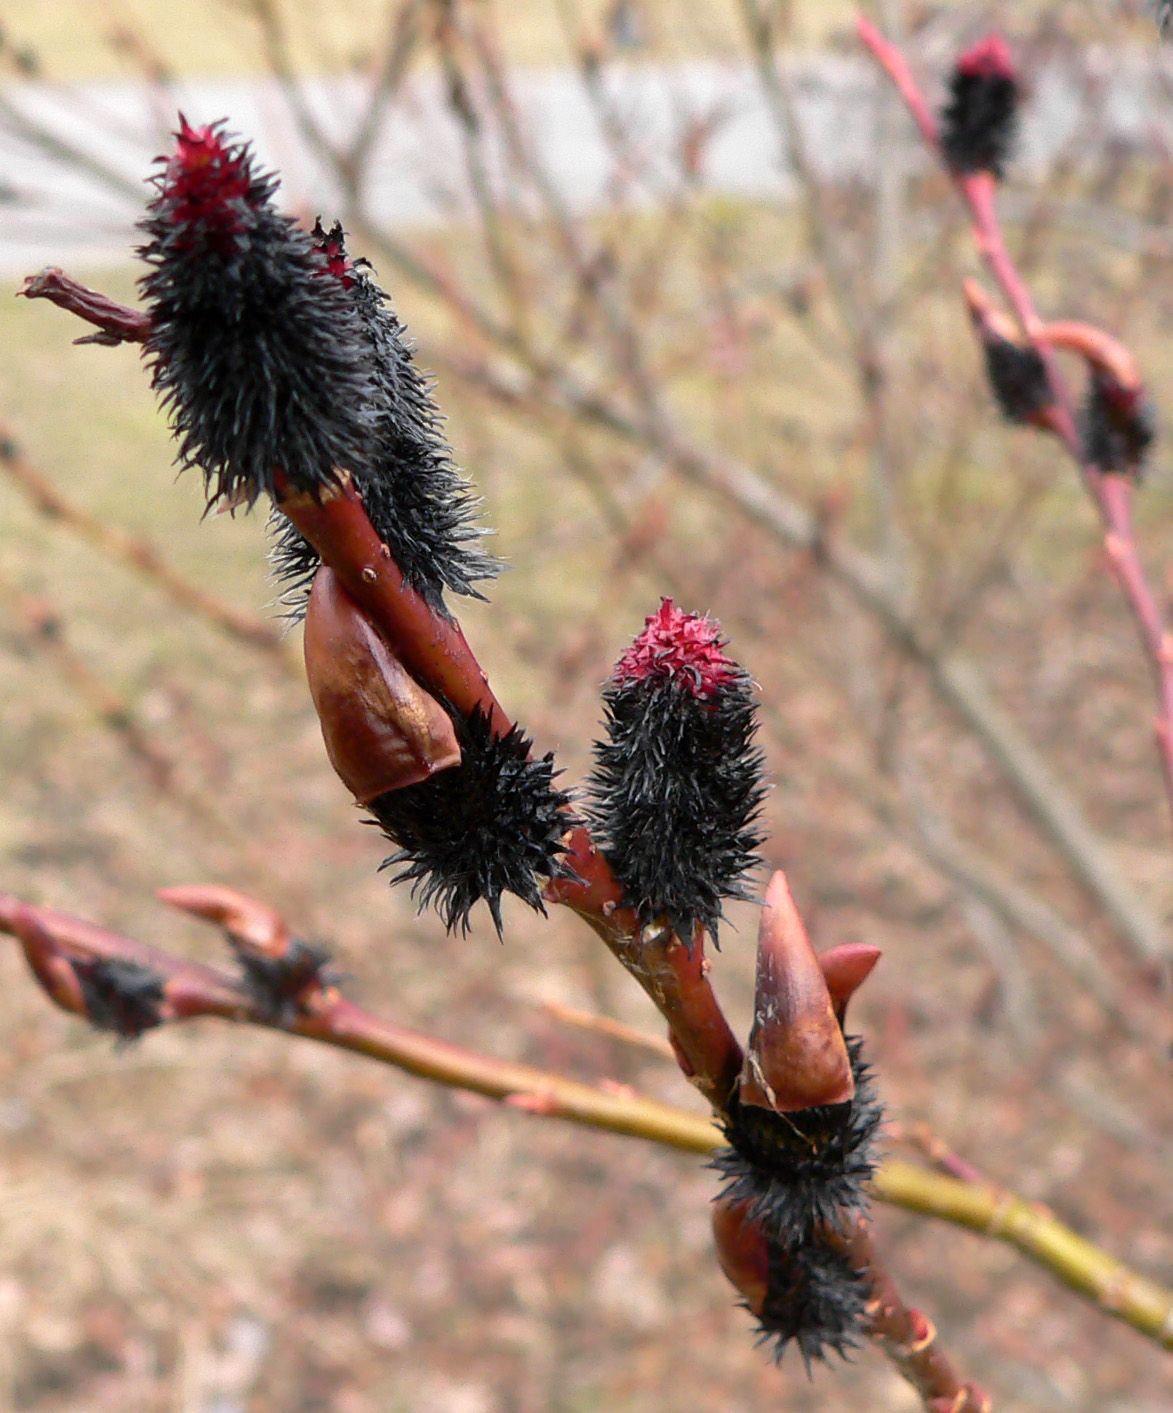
xmin=283 ymin=991 xmax=1173 ymax=1352
xmin=4 ymin=902 xmax=1171 ymax=1356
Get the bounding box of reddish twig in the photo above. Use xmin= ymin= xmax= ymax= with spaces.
xmin=18 ymin=267 xmax=153 ymax=346
xmin=548 ymin=828 xmax=744 ymax=1110
xmin=275 ymin=476 xmax=515 ymax=736
xmin=849 ymin=1217 xmax=993 ymax=1413
xmin=859 ymin=14 xmax=1173 ymax=870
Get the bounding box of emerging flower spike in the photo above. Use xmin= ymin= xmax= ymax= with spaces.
xmin=940 ymin=35 xmax=1019 ymax=179
xmin=233 ymin=937 xmax=335 ymax=1024
xmin=714 ymin=1037 xmax=883 ymax=1245
xmin=962 ymin=279 xmax=1054 ymax=428
xmin=754 ymin=1232 xmax=869 ymax=1369
xmin=271 ymin=221 xmax=499 ymax=618
xmin=587 ymin=599 xmax=766 ymax=943
xmin=138 ymin=119 xmax=378 ymax=506
xmin=1080 ymin=369 xmax=1156 ymax=476
xmin=71 ymin=957 xmax=166 ymax=1041
xmin=711 ymin=1198 xmax=868 ymax=1370
xmin=370 ymin=708 xmax=577 ymax=937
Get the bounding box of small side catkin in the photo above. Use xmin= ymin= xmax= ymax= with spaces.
xmin=72 ymin=957 xmax=166 ymax=1041
xmin=138 ymin=119 xmax=378 ymax=507
xmin=370 ymin=708 xmax=576 ymax=938
xmin=711 ymin=1195 xmax=869 ymax=1370
xmin=755 ymin=1234 xmax=870 ymax=1369
xmin=232 ymin=937 xmax=334 ymax=1024
xmin=1080 ymin=369 xmax=1157 ymax=477
xmin=587 ymin=599 xmax=765 ymax=943
xmin=981 ymin=334 xmax=1051 ymax=424
xmin=940 ymin=35 xmax=1019 ymax=179
xmin=271 ymin=221 xmax=499 ymax=619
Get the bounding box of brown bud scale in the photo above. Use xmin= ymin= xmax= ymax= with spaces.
xmin=304 ymin=566 xmax=460 ymax=803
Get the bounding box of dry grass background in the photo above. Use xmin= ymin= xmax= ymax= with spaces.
xmin=2 ymin=3 xmax=1173 ymax=1410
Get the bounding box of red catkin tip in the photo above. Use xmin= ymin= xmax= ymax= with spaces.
xmin=312 ymin=219 xmax=357 ymax=288
xmin=160 ymin=116 xmax=251 ymax=235
xmin=955 ymin=33 xmax=1015 ymax=81
xmin=613 ymin=597 xmax=738 ymax=699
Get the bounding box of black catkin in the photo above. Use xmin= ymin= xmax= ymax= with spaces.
xmin=940 ymin=35 xmax=1019 ymax=179
xmin=715 ymin=1037 xmax=882 ymax=1367
xmin=1080 ymin=370 xmax=1156 ymax=477
xmin=233 ymin=938 xmax=335 ymax=1024
xmin=754 ymin=1233 xmax=869 ymax=1370
xmin=587 ymin=598 xmax=765 ymax=944
xmin=982 ymin=334 xmax=1050 ymax=424
xmin=72 ymin=957 xmax=166 ymax=1041
xmin=370 ymin=708 xmax=576 ymax=937
xmin=271 ymin=222 xmax=499 ymax=619
xmin=138 ymin=119 xmax=378 ymax=507
xmin=713 ymin=1039 xmax=883 ymax=1245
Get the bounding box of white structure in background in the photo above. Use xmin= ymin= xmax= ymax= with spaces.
xmin=1 ymin=48 xmax=1171 ymax=275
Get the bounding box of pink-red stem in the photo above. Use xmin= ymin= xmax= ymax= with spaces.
xmin=858 ymin=14 xmax=1173 ymax=844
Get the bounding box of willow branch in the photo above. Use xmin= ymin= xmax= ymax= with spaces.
xmin=18 ymin=272 xmax=746 ymax=1116
xmin=859 ymin=14 xmax=1173 ymax=866
xmin=2 ymin=889 xmax=1169 ymax=1351
xmin=32 ymin=194 xmax=1159 ymax=967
